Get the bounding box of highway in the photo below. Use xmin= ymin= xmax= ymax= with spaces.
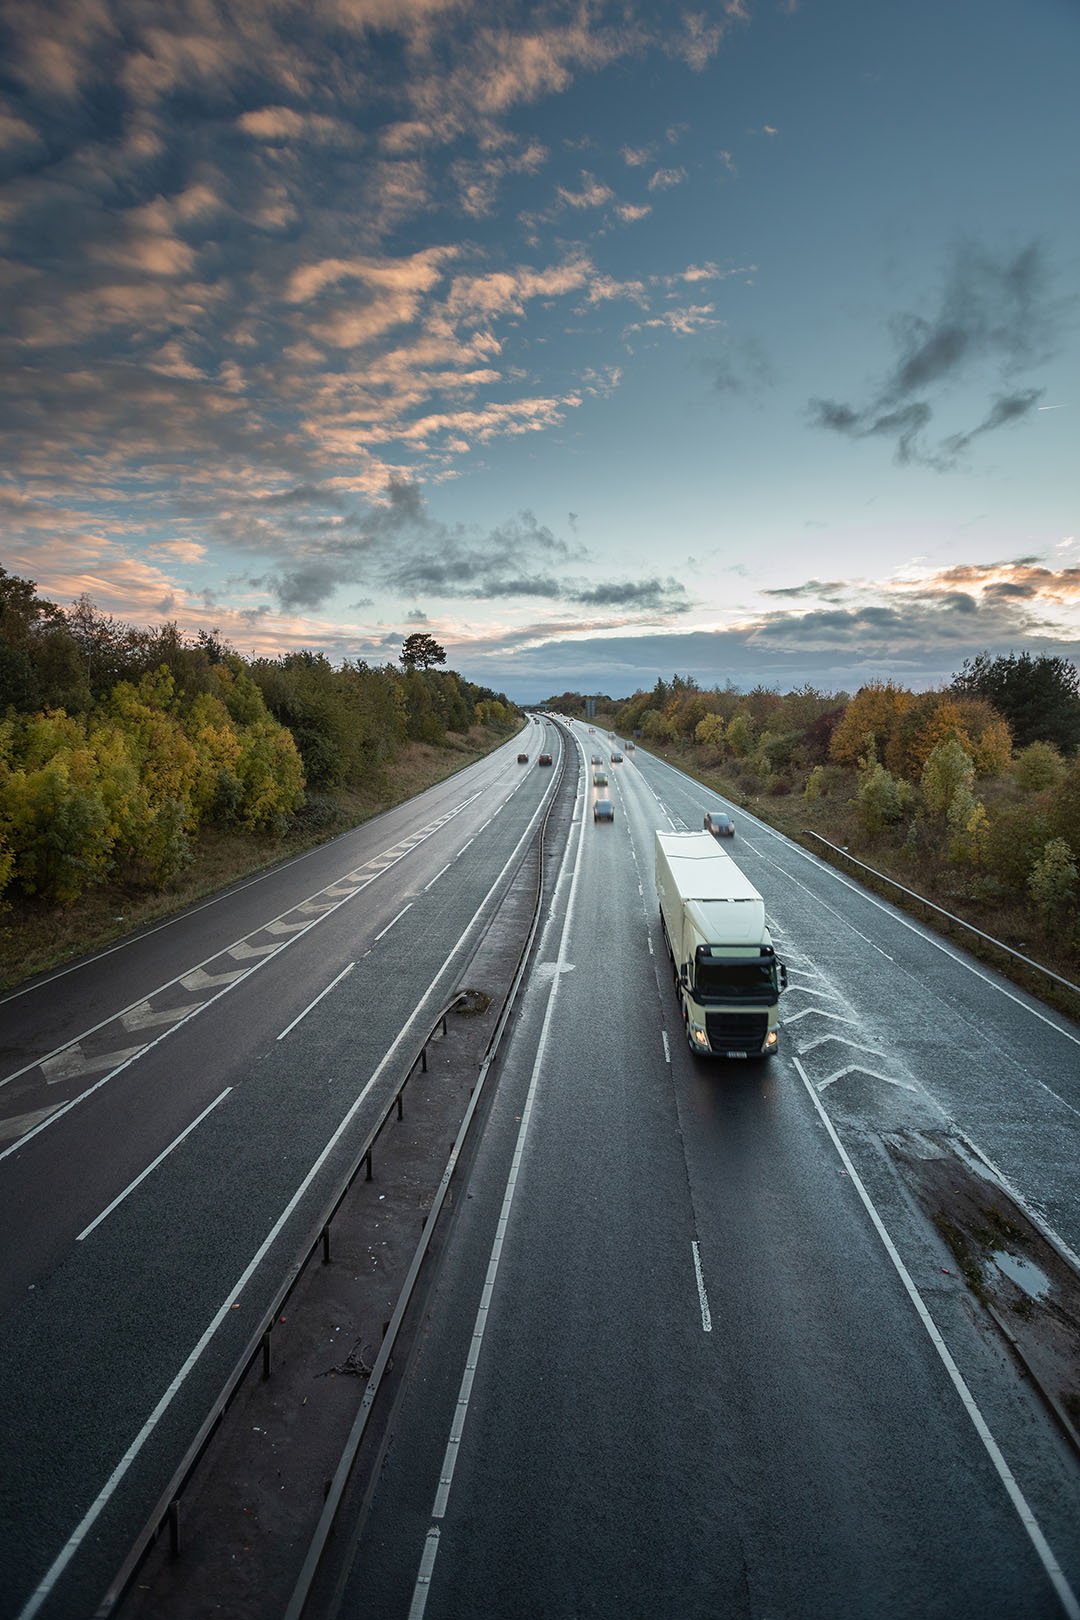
xmin=2 ymin=713 xmax=1080 ymax=1619
xmin=332 ymin=719 xmax=1080 ymax=1620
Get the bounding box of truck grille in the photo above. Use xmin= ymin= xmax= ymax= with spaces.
xmin=704 ymin=1011 xmax=768 ymax=1055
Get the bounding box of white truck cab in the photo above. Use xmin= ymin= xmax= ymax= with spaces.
xmin=655 ymin=831 xmax=786 ymax=1058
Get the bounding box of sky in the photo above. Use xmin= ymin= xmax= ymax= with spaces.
xmin=1 ymin=0 xmax=1077 ymax=704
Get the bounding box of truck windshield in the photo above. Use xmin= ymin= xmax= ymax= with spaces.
xmin=693 ymin=958 xmax=776 ymax=1002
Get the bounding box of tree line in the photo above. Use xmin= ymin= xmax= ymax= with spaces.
xmin=0 ymin=568 xmax=517 ymax=906
xmin=546 ymin=654 xmax=1080 ymax=945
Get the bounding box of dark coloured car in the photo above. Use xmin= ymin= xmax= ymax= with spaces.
xmin=517 ymin=752 xmax=529 ymax=763
xmin=610 ymin=752 xmax=623 ymax=763
xmin=593 ymin=798 xmax=614 ymax=822
xmin=704 ymin=811 xmax=735 ymax=838
xmin=538 ymin=753 xmax=553 ymax=766
xmin=591 ymin=754 xmax=603 ymax=764
xmin=593 ymin=771 xmax=608 ymax=787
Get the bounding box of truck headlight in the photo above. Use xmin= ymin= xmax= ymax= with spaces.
xmin=693 ymin=1027 xmax=709 ymax=1047
xmin=766 ymin=1030 xmax=778 ymax=1047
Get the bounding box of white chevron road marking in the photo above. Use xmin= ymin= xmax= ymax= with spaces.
xmin=41 ymin=1043 xmax=146 ymax=1083
xmin=121 ymin=1001 xmax=206 ymax=1032
xmin=0 ymin=1104 xmax=66 ymax=1143
xmin=227 ymin=939 xmax=282 ymax=960
xmin=816 ymin=1065 xmax=916 ymax=1093
xmin=180 ymin=966 xmax=247 ymax=991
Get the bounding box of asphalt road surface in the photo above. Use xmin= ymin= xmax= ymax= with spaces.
xmin=2 ymin=714 xmax=1079 ymax=1619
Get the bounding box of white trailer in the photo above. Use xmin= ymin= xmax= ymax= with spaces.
xmin=655 ymin=830 xmax=787 ymax=1058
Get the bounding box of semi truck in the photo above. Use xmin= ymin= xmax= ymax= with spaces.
xmin=655 ymin=830 xmax=787 ymax=1058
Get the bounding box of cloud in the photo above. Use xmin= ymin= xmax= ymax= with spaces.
xmin=449 ymin=141 xmax=547 ymax=217
xmin=647 ymin=166 xmax=687 ymax=191
xmin=890 ymin=558 xmax=1080 ymax=605
xmin=939 ymin=390 xmax=1045 ymax=458
xmin=555 ymin=172 xmax=614 ymax=210
xmin=237 ymin=107 xmax=361 ymax=147
xmin=459 ymin=583 xmax=1080 ymax=702
xmin=665 ymin=4 xmax=749 ymax=71
xmin=761 ymin=579 xmax=848 ymax=600
xmin=809 ymin=240 xmax=1057 ymax=467
xmin=614 ymin=202 xmax=651 ymax=223
xmin=626 ymin=304 xmax=720 ymax=337
xmin=445 ymin=254 xmax=593 ymax=321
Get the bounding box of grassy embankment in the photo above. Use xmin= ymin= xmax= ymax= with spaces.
xmin=598 ymin=721 xmax=1080 ymax=1024
xmin=0 ymin=724 xmax=521 ymax=992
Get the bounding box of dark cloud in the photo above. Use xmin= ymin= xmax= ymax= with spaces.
xmin=887 ymin=242 xmax=1051 ymax=394
xmin=940 ymin=389 xmax=1044 ymax=459
xmin=809 ymin=241 xmax=1057 ymax=468
xmin=235 ymin=484 xmax=689 ymax=617
xmin=455 ymin=593 xmax=1080 ymax=702
xmin=265 ymin=561 xmax=352 ymax=611
xmin=249 ymin=483 xmax=347 ymax=510
xmin=570 ymin=577 xmax=689 ymax=610
xmin=762 ymin=579 xmax=848 ymax=600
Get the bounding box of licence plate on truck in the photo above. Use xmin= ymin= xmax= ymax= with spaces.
xmin=725 ymin=1050 xmax=748 ymax=1059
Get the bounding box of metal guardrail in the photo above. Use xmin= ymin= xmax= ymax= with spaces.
xmin=97 ymin=723 xmax=573 ymax=1620
xmin=805 ymin=831 xmax=1080 ymax=1003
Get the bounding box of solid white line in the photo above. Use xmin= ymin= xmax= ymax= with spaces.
xmin=691 ymin=1240 xmax=712 ymax=1332
xmin=662 ymin=1031 xmax=671 ymax=1064
xmin=374 ymin=905 xmax=412 ymax=943
xmin=410 ymin=748 xmax=590 ymax=1609
xmin=16 ymin=794 xmax=553 ymax=1620
xmin=423 ymin=862 xmax=452 ymax=892
xmin=408 ymin=1527 xmax=441 ymax=1620
xmin=276 ymin=963 xmax=354 ymax=1040
xmin=76 ymin=1089 xmax=233 ymax=1241
xmin=793 ymin=1054 xmax=1080 ymax=1620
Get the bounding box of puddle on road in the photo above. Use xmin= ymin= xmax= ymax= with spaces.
xmin=988 ymin=1249 xmax=1052 ymax=1301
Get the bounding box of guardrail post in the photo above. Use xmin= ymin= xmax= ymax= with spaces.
xmin=322 ymin=1226 xmax=331 ymax=1263
xmin=420 ymin=1047 xmax=428 ymax=1073
xmin=396 ymin=1085 xmax=404 ymax=1121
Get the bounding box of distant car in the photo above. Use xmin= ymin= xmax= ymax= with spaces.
xmin=538 ymin=753 xmax=553 ymax=766
xmin=610 ymin=752 xmax=623 ymax=763
xmin=593 ymin=771 xmax=608 ymax=787
xmin=517 ymin=752 xmax=529 ymax=763
xmin=591 ymin=753 xmax=602 ymax=764
xmin=593 ymin=798 xmax=614 ymax=822
xmin=704 ymin=811 xmax=735 ymax=838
